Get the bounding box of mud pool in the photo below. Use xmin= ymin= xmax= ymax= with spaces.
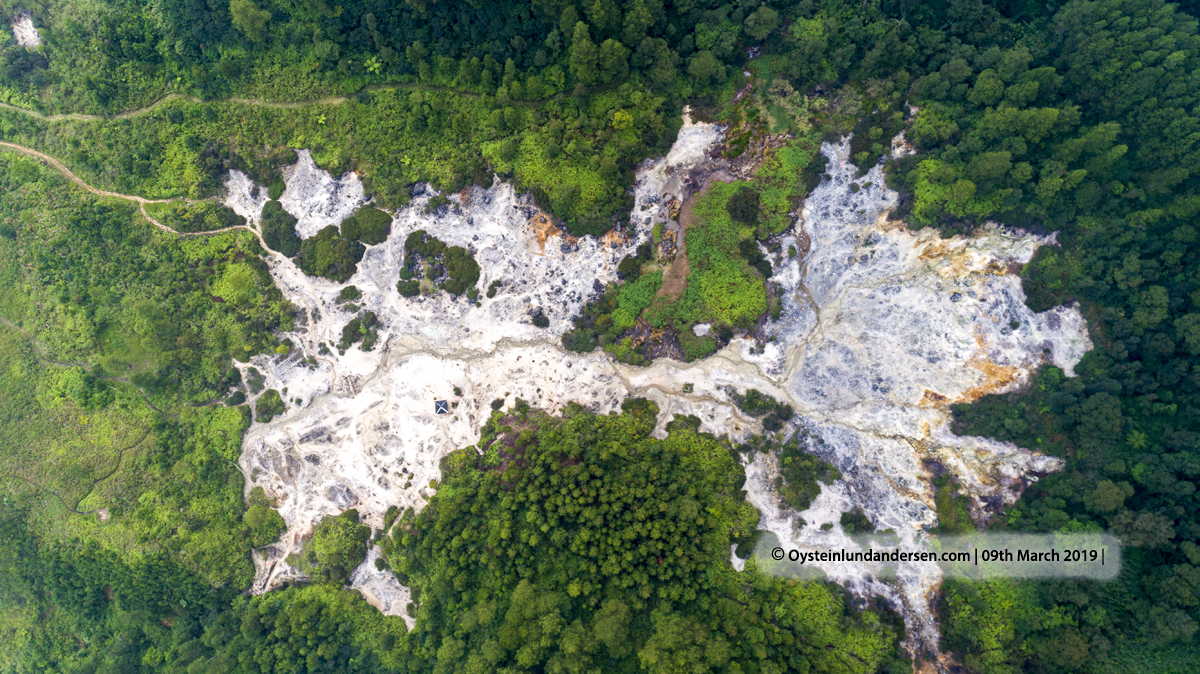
xmin=226 ymin=122 xmax=1090 ymax=658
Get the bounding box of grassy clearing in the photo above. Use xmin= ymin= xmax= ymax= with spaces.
xmin=0 ymin=330 xmax=149 ymax=513
xmin=0 ymin=153 xmax=286 ymax=595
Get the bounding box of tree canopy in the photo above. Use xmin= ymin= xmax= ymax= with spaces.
xmin=383 ymin=399 xmax=909 ymax=673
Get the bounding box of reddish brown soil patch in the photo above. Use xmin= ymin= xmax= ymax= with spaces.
xmin=657 ymin=204 xmax=693 ymax=301
xmin=657 ymin=174 xmax=737 ymax=301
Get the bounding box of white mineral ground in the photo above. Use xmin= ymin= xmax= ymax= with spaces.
xmin=225 ymin=121 xmax=1090 ymax=661
xmin=10 ymin=12 xmax=40 ymax=49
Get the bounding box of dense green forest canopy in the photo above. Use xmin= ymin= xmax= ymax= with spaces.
xmin=380 ymin=399 xmax=910 ymax=673
xmin=1 ymin=0 xmax=1200 ymax=672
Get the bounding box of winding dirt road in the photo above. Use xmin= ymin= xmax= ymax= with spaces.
xmin=0 ymin=78 xmax=586 ymax=124
xmin=0 ymin=92 xmax=354 ymax=122
xmin=0 ymin=140 xmax=270 ymax=245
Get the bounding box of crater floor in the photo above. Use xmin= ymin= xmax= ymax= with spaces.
xmin=227 ymin=124 xmax=1090 ymax=656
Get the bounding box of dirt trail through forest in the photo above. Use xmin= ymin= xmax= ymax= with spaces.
xmin=0 ymin=92 xmax=366 ymax=121
xmin=0 ymin=140 xmax=279 ymax=417
xmin=0 ymin=79 xmax=613 ymax=123
xmin=0 ymin=141 xmax=273 ymax=248
xmin=0 ymin=86 xmax=412 ymax=122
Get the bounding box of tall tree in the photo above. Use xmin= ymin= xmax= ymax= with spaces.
xmin=570 ymin=22 xmax=599 ymax=85
xmin=598 ymin=38 xmax=630 ymax=82
xmin=229 ymin=0 xmax=271 ymax=44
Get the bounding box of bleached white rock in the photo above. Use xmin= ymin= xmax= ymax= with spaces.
xmin=11 ymin=12 xmax=39 ymax=49
xmin=226 ymin=127 xmax=720 ymax=623
xmin=735 ymin=139 xmax=1090 ymax=655
xmin=224 ymin=170 xmax=267 ymax=226
xmin=278 ymin=150 xmax=366 ymax=238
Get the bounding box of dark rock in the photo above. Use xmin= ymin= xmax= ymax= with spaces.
xmin=327 ymin=484 xmax=357 ymax=508
xmin=299 ymin=427 xmax=331 ymax=444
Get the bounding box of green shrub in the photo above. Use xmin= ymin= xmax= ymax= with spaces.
xmin=616 ymin=254 xmax=643 ymax=280
xmin=339 ymin=311 xmax=379 ymax=351
xmin=287 ymin=510 xmax=371 ymax=585
xmin=245 ymin=367 xmax=266 ymax=393
xmin=245 ymin=487 xmax=287 ymax=547
xmin=260 ymin=200 xmax=301 ymax=257
xmin=336 ymin=285 xmax=362 ymax=303
xmin=774 ymin=430 xmax=841 ymax=512
xmin=340 ymin=206 xmax=392 ymax=245
xmin=396 ymin=279 xmax=421 ymax=297
xmin=840 ymin=508 xmax=873 ymax=535
xmin=298 ymin=225 xmax=366 ymax=282
xmin=401 ymin=230 xmax=479 ymax=297
xmin=255 ymin=389 xmax=285 ymax=422
xmin=728 ymin=387 xmax=794 ymax=432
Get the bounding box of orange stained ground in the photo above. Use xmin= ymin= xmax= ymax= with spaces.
xmin=961 ymin=327 xmax=1023 ymax=402
xmin=529 ymin=211 xmax=559 ymax=254
xmin=919 ymin=330 xmax=1023 ymax=407
xmin=917 ymin=239 xmax=997 ymax=279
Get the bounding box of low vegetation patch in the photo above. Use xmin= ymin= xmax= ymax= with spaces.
xmin=339 ymin=311 xmax=379 ymax=352
xmin=259 ymin=199 xmax=300 ymax=256
xmin=397 ymin=230 xmax=479 ymax=298
xmin=336 ymin=285 xmax=362 ymax=303
xmin=298 ymin=225 xmax=366 ymax=282
xmin=564 ymin=174 xmax=799 ymax=364
xmin=775 ymin=428 xmax=842 ymax=514
xmin=728 ymin=386 xmax=795 ymax=432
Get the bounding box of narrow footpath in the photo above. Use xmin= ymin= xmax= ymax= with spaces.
xmin=0 ymin=140 xmax=270 ymax=247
